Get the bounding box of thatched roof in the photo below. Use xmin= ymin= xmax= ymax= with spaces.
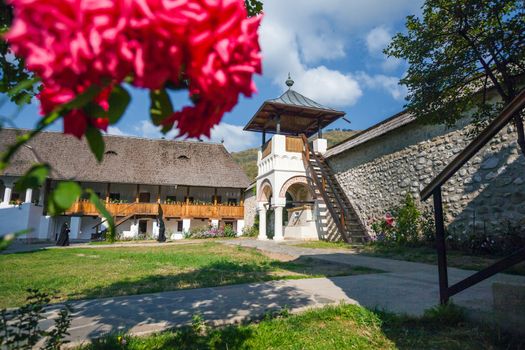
xmin=0 ymin=128 xmax=250 ymax=189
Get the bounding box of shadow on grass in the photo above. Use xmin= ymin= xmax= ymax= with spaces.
xmin=80 ymin=303 xmax=524 ymax=350
xmin=59 ymin=257 xmax=380 ymax=343
xmin=79 ymin=257 xmax=379 ymax=302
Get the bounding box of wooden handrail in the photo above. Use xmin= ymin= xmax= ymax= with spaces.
xmin=300 ymin=134 xmax=351 ymax=243
xmin=421 ymin=88 xmax=525 ymax=200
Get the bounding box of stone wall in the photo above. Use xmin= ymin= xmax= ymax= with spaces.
xmin=243 ymin=188 xmax=256 ymax=228
xmin=327 ymin=117 xmax=525 ymax=237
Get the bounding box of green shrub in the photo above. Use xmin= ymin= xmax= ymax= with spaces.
xmin=0 ymin=289 xmax=72 ymax=350
xmin=223 ymin=224 xmax=236 ymax=238
xmin=396 ymin=194 xmax=421 ymax=244
xmin=242 ymin=225 xmax=258 ymax=237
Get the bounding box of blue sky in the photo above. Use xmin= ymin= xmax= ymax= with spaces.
xmin=1 ymin=0 xmax=423 ymax=152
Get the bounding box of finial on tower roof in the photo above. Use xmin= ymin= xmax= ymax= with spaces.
xmin=285 ymin=73 xmax=294 ymax=89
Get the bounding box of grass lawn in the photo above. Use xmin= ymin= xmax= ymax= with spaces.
xmin=293 ymin=241 xmax=525 ymax=275
xmin=0 ymin=242 xmax=378 ymax=308
xmin=81 ymin=303 xmax=521 ymax=350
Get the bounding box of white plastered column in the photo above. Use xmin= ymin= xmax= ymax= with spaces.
xmin=69 ymin=217 xmax=81 ymax=240
xmin=257 ymin=202 xmax=267 ymax=240
xmin=182 ymin=219 xmax=191 ymax=233
xmin=236 ymin=219 xmax=245 ymax=236
xmin=273 ymin=205 xmax=285 ymax=241
xmin=24 ymin=188 xmax=33 ymax=203
xmin=2 ymin=180 xmax=13 ymax=206
xmin=272 ymin=195 xmax=286 ymax=241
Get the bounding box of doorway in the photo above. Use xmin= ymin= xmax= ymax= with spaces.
xmin=139 ymin=220 xmax=148 ymax=234
xmin=139 ymin=192 xmax=150 ymax=203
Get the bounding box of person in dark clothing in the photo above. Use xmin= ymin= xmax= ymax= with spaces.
xmin=56 ymin=222 xmax=70 ymax=246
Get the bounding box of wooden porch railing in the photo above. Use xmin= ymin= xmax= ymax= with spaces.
xmin=261 ymin=140 xmax=272 ymax=159
xmin=67 ymin=200 xmax=244 ymax=219
xmin=285 ymin=135 xmax=304 ymax=152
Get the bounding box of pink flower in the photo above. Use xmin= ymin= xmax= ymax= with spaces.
xmin=385 ymin=213 xmax=394 ymax=227
xmin=6 ymin=0 xmax=262 ymax=139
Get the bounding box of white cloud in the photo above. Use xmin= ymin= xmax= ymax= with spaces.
xmin=131 ymin=120 xmax=257 ymax=152
xmin=356 ymin=72 xmax=407 ymax=101
xmin=204 ymin=123 xmax=259 ymax=152
xmin=365 ymin=26 xmax=403 ymax=72
xmin=260 ymin=16 xmax=361 ymax=107
xmin=366 ymin=26 xmax=391 ymax=54
xmin=106 ymin=126 xmax=127 ymax=136
xmin=294 ymin=66 xmax=362 ymax=107
xmin=259 ymin=0 xmax=421 ymax=106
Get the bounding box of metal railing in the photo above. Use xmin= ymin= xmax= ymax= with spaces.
xmin=420 ymin=88 xmax=525 ymax=304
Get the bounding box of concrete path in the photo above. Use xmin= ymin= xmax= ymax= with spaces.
xmin=222 ymin=239 xmax=525 ymax=314
xmin=28 ymin=238 xmax=524 ymax=347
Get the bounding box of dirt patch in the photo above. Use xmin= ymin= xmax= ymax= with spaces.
xmin=257 ymin=250 xmax=297 ymax=262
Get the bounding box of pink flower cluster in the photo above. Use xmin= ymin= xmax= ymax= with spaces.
xmin=6 ymin=0 xmax=262 ymax=138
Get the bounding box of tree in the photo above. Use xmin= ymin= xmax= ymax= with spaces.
xmin=386 ymin=0 xmax=524 ymax=152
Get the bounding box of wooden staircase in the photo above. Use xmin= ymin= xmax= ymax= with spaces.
xmin=301 ymin=134 xmax=368 ymax=243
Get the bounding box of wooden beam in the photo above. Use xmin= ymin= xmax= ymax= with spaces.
xmin=105 ymin=183 xmax=111 ymax=204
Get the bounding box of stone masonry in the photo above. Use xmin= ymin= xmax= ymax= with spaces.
xmin=327 ymin=117 xmax=525 ymax=237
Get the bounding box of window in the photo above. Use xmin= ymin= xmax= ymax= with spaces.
xmin=214 ymin=195 xmax=222 ymax=204
xmin=177 ymin=155 xmax=189 ymax=160
xmin=177 ymin=221 xmax=183 ymax=232
xmin=227 ymin=198 xmax=238 ymax=205
xmin=166 ymin=195 xmax=177 ymax=203
xmin=105 ymin=150 xmax=118 ymax=155
xmin=109 ymin=193 xmax=120 ymax=201
xmin=139 ymin=192 xmax=150 ymax=203
xmin=184 ymin=196 xmax=194 ymax=203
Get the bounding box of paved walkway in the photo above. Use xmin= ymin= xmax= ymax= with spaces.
xmin=28 ymin=239 xmax=524 ymax=347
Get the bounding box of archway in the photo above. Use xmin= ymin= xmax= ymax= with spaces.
xmin=279 ymin=177 xmax=317 ymax=240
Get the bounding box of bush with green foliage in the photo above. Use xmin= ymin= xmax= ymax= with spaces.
xmin=242 ymin=225 xmax=258 ymax=237
xmin=223 ymin=224 xmax=236 ymax=238
xmin=371 ymin=194 xmax=434 ymax=246
xmin=0 ymin=289 xmax=72 ymax=350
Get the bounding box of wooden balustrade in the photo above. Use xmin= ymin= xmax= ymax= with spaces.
xmin=261 ymin=140 xmax=272 ymax=159
xmin=67 ymin=200 xmax=244 ymax=219
xmin=285 ymin=136 xmax=303 ymax=152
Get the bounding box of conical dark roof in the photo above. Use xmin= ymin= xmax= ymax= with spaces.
xmin=244 ymin=88 xmax=345 ymax=136
xmin=268 ymin=89 xmax=339 ymax=111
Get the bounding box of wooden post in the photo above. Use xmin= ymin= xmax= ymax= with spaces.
xmin=135 ymin=184 xmax=140 ymax=203
xmin=262 ymin=130 xmax=266 ymax=145
xmin=240 ymin=189 xmax=244 ymax=206
xmin=186 ymin=186 xmax=190 ymax=204
xmin=433 ymin=187 xmax=449 ymax=304
xmin=105 ymin=183 xmax=111 ymax=203
xmin=214 ymin=188 xmax=218 ymax=205
xmin=157 ymin=185 xmax=161 ymax=203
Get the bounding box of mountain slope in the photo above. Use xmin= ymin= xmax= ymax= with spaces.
xmin=232 ymin=129 xmax=358 ymax=181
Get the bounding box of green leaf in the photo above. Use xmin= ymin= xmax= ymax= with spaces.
xmin=108 ymin=85 xmax=131 ymax=124
xmin=149 ymin=89 xmax=173 ymax=126
xmin=48 ymin=182 xmax=81 ymax=215
xmin=86 ymin=189 xmax=115 ymax=242
xmin=0 ymin=229 xmax=30 ymax=251
xmin=14 ymin=163 xmax=50 ymax=192
xmin=84 ymin=102 xmax=108 ymax=119
xmin=85 ymin=126 xmax=105 ymax=162
xmin=7 ymin=77 xmax=40 ymax=98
